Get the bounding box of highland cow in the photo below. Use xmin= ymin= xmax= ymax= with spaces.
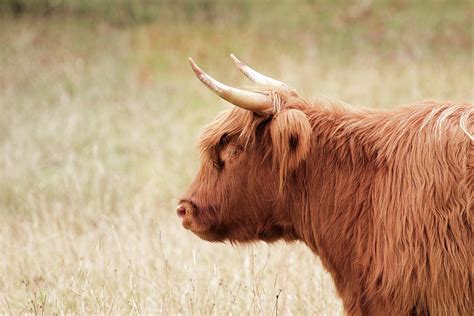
xmin=177 ymin=55 xmax=473 ymax=315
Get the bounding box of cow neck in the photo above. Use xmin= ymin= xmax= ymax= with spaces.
xmin=292 ymin=106 xmax=377 ymax=263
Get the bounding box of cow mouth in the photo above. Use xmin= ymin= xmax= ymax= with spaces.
xmin=177 ymin=199 xmax=219 ymax=234
xmin=194 ymin=225 xmax=228 ymax=242
xmin=176 ymin=203 xmax=247 ymax=243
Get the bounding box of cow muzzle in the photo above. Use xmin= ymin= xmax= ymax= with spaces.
xmin=176 ymin=200 xmax=198 ymax=231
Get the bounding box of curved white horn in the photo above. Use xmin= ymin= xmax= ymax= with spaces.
xmin=230 ymin=54 xmax=289 ymax=89
xmin=189 ymin=58 xmax=272 ymax=113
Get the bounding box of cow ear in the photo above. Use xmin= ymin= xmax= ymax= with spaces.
xmin=270 ymin=109 xmax=311 ymax=188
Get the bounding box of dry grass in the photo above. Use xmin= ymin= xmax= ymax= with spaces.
xmin=0 ymin=5 xmax=472 ymax=315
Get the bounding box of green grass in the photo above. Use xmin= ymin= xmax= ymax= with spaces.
xmin=0 ymin=2 xmax=472 ymax=314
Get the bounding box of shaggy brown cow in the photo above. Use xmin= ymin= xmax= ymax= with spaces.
xmin=177 ymin=55 xmax=473 ymax=315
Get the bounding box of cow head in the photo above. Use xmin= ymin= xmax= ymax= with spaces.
xmin=178 ymin=55 xmax=312 ymax=243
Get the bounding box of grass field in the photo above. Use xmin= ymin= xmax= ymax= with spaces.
xmin=0 ymin=1 xmax=473 ymax=314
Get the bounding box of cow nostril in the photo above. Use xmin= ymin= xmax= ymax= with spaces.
xmin=177 ymin=205 xmax=187 ymax=218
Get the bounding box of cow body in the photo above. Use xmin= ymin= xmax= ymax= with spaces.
xmin=179 ymin=58 xmax=473 ymax=315
xmin=295 ymin=100 xmax=473 ymax=315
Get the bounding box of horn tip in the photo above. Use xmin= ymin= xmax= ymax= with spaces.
xmin=188 ymin=57 xmax=201 ymax=75
xmin=230 ymin=53 xmax=242 ymax=66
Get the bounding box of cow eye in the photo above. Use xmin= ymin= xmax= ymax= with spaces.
xmin=213 ymin=159 xmax=224 ymax=170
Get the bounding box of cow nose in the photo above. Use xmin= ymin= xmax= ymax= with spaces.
xmin=177 ymin=205 xmax=187 ymax=218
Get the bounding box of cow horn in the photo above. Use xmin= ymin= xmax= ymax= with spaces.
xmin=230 ymin=54 xmax=290 ymax=89
xmin=189 ymin=58 xmax=272 ymax=112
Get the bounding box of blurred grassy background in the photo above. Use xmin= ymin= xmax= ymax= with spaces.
xmin=0 ymin=0 xmax=473 ymax=314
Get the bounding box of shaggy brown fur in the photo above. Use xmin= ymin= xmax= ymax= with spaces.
xmin=178 ymin=89 xmax=473 ymax=315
